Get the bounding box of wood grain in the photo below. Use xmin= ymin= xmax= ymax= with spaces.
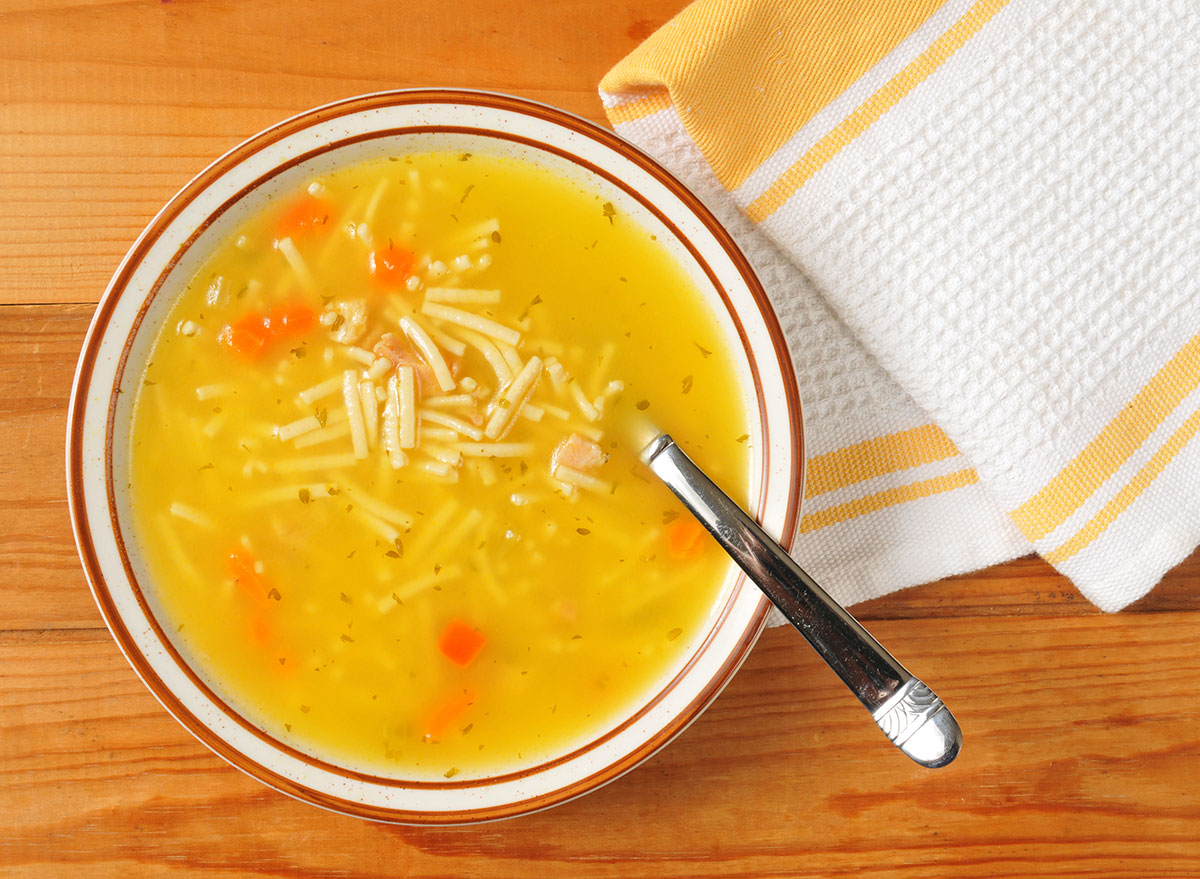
xmin=2 ymin=0 xmax=1199 ymax=875
xmin=3 ymin=619 xmax=1200 ymax=878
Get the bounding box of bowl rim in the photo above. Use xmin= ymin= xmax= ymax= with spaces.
xmin=66 ymin=88 xmax=805 ymax=823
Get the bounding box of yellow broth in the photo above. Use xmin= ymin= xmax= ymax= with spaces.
xmin=127 ymin=150 xmax=752 ymax=779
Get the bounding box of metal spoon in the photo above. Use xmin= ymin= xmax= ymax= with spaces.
xmin=641 ymin=433 xmax=962 ymax=768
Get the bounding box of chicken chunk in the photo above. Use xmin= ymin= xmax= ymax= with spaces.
xmin=551 ymin=433 xmax=607 ymax=473
xmin=373 ymin=332 xmax=442 ymax=395
xmin=323 ymin=298 xmax=368 ymax=345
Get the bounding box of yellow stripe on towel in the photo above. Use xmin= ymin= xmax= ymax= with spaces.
xmin=1012 ymin=331 xmax=1200 ymax=541
xmin=601 ymin=0 xmax=946 ymax=190
xmin=1045 ymin=406 xmax=1200 ymax=564
xmin=747 ymin=0 xmax=1009 ymax=222
xmin=799 ymin=467 xmax=978 ymax=534
xmin=606 ymin=89 xmax=674 ymax=126
xmin=805 ymin=423 xmax=960 ymax=498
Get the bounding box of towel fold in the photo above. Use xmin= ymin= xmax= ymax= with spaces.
xmin=601 ymin=0 xmax=1200 ymax=613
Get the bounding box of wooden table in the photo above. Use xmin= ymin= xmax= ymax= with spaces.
xmin=3 ymin=1 xmax=1199 ymax=875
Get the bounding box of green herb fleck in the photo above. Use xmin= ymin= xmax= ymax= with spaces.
xmin=518 ymin=294 xmax=543 ymax=322
xmin=490 ymin=230 xmax=502 ymax=243
xmin=681 ymin=375 xmax=693 ymax=395
xmin=298 ymin=488 xmax=311 ymax=504
xmin=695 ymin=342 xmax=712 ymax=358
xmin=444 ymin=767 xmax=459 ymax=778
xmin=576 ymin=527 xmax=591 ymax=536
xmin=602 ymin=201 xmax=616 ymax=223
xmin=460 ymin=184 xmax=475 ymax=204
xmin=267 ymin=588 xmax=282 ymax=601
xmin=635 ymin=400 xmax=650 ymax=411
xmin=667 ymin=628 xmax=683 ymax=641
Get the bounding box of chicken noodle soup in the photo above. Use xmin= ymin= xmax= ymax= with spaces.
xmin=127 ymin=149 xmax=752 ymax=779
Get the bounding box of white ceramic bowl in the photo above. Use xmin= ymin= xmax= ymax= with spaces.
xmin=66 ymin=89 xmax=803 ymax=823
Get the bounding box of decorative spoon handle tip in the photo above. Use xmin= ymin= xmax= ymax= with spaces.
xmin=873 ymin=679 xmax=962 ymax=768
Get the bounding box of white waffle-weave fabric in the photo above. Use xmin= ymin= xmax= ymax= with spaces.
xmin=600 ymin=0 xmax=1200 ymax=613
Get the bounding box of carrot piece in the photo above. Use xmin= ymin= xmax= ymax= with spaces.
xmin=220 ymin=312 xmax=272 ymax=358
xmin=227 ymin=549 xmax=267 ymax=595
xmin=369 ymin=244 xmax=415 ymax=287
xmin=227 ymin=550 xmax=287 ymax=654
xmin=266 ymin=301 xmax=316 ymax=339
xmin=221 ymin=302 xmax=314 ymax=357
xmin=438 ymin=620 xmax=486 ymax=667
xmin=667 ymin=518 xmax=708 ymax=559
xmin=225 ymin=550 xmax=294 ymax=665
xmin=275 ymin=194 xmax=332 ymax=239
xmin=424 ymin=689 xmax=476 ymax=741
xmin=248 ymin=613 xmax=274 ymax=646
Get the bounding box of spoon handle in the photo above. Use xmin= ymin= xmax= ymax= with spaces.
xmin=643 ymin=434 xmax=961 ymax=768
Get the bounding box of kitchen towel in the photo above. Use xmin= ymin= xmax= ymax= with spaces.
xmin=600 ymin=0 xmax=1200 ymax=613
